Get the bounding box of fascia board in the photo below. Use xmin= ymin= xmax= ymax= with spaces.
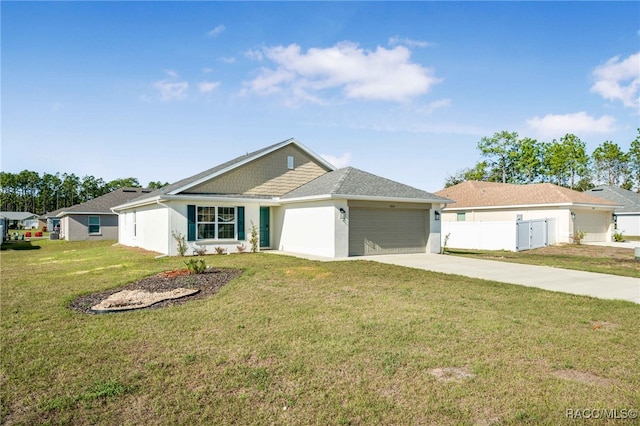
xmin=279 ymin=194 xmax=451 ymax=205
xmin=111 ymin=195 xmax=163 ymax=211
xmin=443 ymin=202 xmax=622 ymax=211
xmin=56 ymin=211 xmax=115 ymax=216
xmin=160 ymin=194 xmax=281 ymax=206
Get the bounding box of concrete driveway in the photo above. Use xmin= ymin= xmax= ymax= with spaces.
xmin=270 ymin=251 xmax=639 ymax=304
xmin=361 ymin=253 xmax=640 ymax=304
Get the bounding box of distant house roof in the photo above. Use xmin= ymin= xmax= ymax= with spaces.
xmin=282 ymin=167 xmax=452 ymax=204
xmin=436 ymin=181 xmax=620 ymax=210
xmin=588 ymin=186 xmax=640 ymax=213
xmin=56 ymin=188 xmax=153 ymax=216
xmin=0 ymin=211 xmax=38 ymax=221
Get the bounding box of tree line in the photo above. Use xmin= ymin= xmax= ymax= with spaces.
xmin=0 ymin=171 xmax=168 ymax=215
xmin=445 ymin=128 xmax=640 ymax=192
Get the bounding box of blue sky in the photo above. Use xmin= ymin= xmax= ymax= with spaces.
xmin=2 ymin=2 xmax=639 ymax=192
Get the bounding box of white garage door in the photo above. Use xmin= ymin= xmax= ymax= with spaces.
xmin=574 ymin=210 xmax=609 ymax=242
xmin=349 ymin=208 xmax=427 ymax=256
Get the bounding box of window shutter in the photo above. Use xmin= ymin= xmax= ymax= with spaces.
xmin=237 ymin=206 xmax=245 ymax=240
xmin=187 ymin=205 xmax=196 ymax=241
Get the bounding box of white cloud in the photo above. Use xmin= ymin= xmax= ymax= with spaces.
xmin=207 ymin=25 xmax=226 ymax=38
xmin=417 ymin=98 xmax=451 ymax=114
xmin=199 ymin=81 xmax=220 ymax=93
xmin=590 ymin=52 xmax=640 ymax=109
xmin=388 ymin=36 xmax=431 ymax=48
xmin=321 ymin=152 xmax=352 ymax=168
xmin=526 ymin=112 xmax=616 ymax=139
xmin=244 ymin=42 xmax=441 ymax=103
xmin=220 ymin=57 xmax=236 ymax=64
xmin=153 ymin=71 xmax=189 ymax=101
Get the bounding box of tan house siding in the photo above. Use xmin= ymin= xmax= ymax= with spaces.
xmin=183 ymin=145 xmax=329 ymax=196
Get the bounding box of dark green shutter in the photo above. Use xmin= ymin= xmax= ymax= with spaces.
xmin=187 ymin=205 xmax=196 ymax=241
xmin=237 ymin=206 xmax=245 ymax=240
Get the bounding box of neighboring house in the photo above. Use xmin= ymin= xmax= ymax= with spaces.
xmin=56 ymin=188 xmax=152 ymax=241
xmin=112 ymin=138 xmax=452 ymax=258
xmin=41 ymin=209 xmax=63 ymax=234
xmin=588 ymin=186 xmax=640 ymax=236
xmin=435 ymin=181 xmax=620 ymax=251
xmin=0 ymin=215 xmax=7 ymax=244
xmin=0 ymin=211 xmax=39 ymax=229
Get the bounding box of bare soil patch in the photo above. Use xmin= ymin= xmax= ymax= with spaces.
xmin=551 ymin=369 xmax=618 ymax=386
xmin=428 ymin=367 xmax=475 ymax=382
xmin=533 ymin=244 xmax=634 ymax=260
xmin=69 ymin=268 xmax=242 ymax=314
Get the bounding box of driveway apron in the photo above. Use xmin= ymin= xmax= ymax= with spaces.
xmin=360 ymin=253 xmax=640 ymax=304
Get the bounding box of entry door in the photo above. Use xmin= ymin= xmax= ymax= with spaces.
xmin=259 ymin=207 xmax=270 ymax=248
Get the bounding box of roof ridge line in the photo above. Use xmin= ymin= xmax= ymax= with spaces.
xmin=332 ymin=167 xmax=354 ymax=194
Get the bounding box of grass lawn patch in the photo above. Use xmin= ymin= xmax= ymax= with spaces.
xmin=448 ymin=244 xmax=640 ymax=278
xmin=2 ymin=240 xmax=639 ymax=424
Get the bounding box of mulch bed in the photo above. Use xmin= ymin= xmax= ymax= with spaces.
xmin=69 ymin=268 xmax=243 ymax=314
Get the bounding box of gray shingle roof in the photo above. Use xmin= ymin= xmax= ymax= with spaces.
xmin=58 ymin=188 xmax=152 ymax=215
xmin=282 ymin=167 xmax=452 ymax=202
xmin=0 ymin=211 xmax=38 ymax=221
xmin=588 ymin=186 xmax=640 ymax=213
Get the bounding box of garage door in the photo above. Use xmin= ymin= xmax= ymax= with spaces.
xmin=574 ymin=210 xmax=609 ymax=242
xmin=349 ymin=208 xmax=427 ymax=256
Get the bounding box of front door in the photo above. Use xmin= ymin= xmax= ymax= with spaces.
xmin=259 ymin=207 xmax=270 ymax=248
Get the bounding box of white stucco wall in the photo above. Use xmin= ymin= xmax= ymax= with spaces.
xmin=276 ymin=200 xmax=341 ymax=258
xmin=118 ymin=203 xmax=170 ymax=255
xmin=428 ymin=206 xmax=442 ymax=254
xmin=442 ymin=206 xmax=614 ymax=244
xmin=615 ymin=213 xmax=640 ymax=236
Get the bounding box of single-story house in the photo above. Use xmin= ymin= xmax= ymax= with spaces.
xmin=588 ymin=185 xmax=640 ymax=236
xmin=0 ymin=211 xmax=39 ymax=229
xmin=55 ymin=188 xmax=152 ymax=241
xmin=112 ymin=138 xmax=452 ymax=258
xmin=434 ymin=181 xmax=621 ymax=251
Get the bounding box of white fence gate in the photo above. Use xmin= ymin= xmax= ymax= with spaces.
xmin=442 ymin=218 xmax=557 ymax=252
xmin=516 ymin=219 xmax=548 ymax=251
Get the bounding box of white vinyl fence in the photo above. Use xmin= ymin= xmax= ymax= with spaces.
xmin=442 ymin=219 xmax=557 ymax=252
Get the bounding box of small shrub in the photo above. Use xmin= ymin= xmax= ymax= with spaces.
xmin=172 ymin=231 xmax=188 ymax=256
xmin=236 ymin=243 xmax=246 ymax=253
xmin=250 ymin=222 xmax=259 ymax=253
xmin=441 ymin=232 xmax=451 ymax=254
xmin=184 ymin=258 xmax=207 ymax=274
xmin=613 ymin=230 xmax=624 ymax=242
xmin=572 ymin=228 xmax=587 ymax=245
xmin=214 ymin=246 xmax=226 ymax=255
xmin=193 ymin=245 xmax=207 ymax=256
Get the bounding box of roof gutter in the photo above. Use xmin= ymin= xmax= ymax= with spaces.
xmin=277 ymin=193 xmax=454 ymax=205
xmin=443 ymin=202 xmax=623 ymax=211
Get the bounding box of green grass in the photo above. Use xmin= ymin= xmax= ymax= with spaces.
xmin=447 ymin=244 xmax=640 ymax=278
xmin=2 ymin=240 xmax=639 ymax=425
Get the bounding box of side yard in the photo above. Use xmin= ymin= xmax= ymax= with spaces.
xmin=448 ymin=244 xmax=640 ymax=278
xmin=1 ymin=239 xmax=639 ymax=425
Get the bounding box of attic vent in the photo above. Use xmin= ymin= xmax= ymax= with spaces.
xmin=591 ymin=188 xmax=603 ymax=192
xmin=142 ymin=190 xmax=152 ymax=193
xmin=123 ymin=189 xmax=137 ymax=193
xmin=287 ymin=155 xmax=294 ymax=170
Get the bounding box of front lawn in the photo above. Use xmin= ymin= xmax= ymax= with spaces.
xmin=448 ymin=244 xmax=640 ymax=278
xmin=2 ymin=240 xmax=639 ymax=425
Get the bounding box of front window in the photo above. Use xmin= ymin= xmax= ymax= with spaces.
xmin=457 ymin=212 xmax=466 ymax=222
xmin=88 ymin=216 xmax=100 ymax=234
xmin=197 ymin=206 xmax=236 ymax=240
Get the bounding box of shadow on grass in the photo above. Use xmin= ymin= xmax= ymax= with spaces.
xmin=1 ymin=241 xmax=41 ymax=251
